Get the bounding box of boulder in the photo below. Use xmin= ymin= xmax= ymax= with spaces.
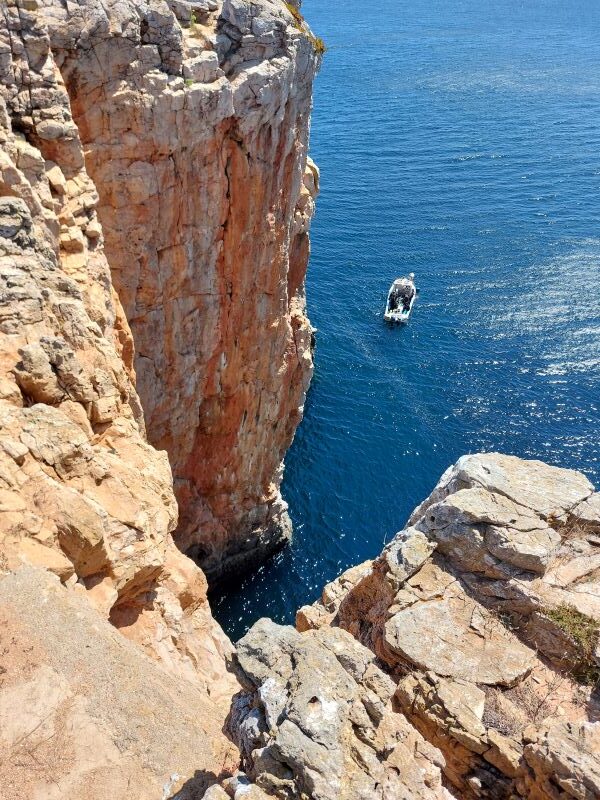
xmin=520 ymin=722 xmax=600 ymax=800
xmin=229 ymin=618 xmax=449 ymax=800
xmin=384 ymin=567 xmax=536 ymax=685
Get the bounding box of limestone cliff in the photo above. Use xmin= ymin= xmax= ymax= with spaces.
xmin=43 ymin=0 xmax=320 ymax=582
xmin=0 ymin=0 xmax=320 ymax=794
xmin=295 ymin=454 xmax=600 ymax=800
xmin=0 ymin=3 xmax=240 ymax=791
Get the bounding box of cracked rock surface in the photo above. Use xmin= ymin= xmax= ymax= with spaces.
xmin=298 ymin=454 xmax=600 ymax=800
xmin=0 ymin=1 xmax=245 ymax=794
xmin=40 ymin=0 xmax=321 ymax=582
xmin=0 ymin=0 xmax=322 ymax=795
xmin=224 ymin=618 xmax=451 ymax=800
xmin=0 ymin=0 xmax=237 ymax=694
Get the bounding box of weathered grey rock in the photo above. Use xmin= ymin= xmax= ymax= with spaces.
xmin=231 ymin=618 xmax=449 ymax=800
xmin=397 ymin=673 xmax=487 ymax=749
xmin=415 ymin=487 xmax=561 ymax=578
xmin=383 ymin=526 xmax=437 ymax=587
xmin=410 ymin=453 xmax=594 ymax=524
xmin=183 ymin=51 xmax=222 ymax=82
xmin=168 ymin=0 xmax=218 ymax=23
xmin=572 ymin=492 xmax=600 ymax=524
xmin=384 ymin=574 xmax=536 ymax=685
xmin=0 ymin=197 xmax=33 ymax=242
xmin=405 ymin=455 xmax=600 ymax=668
xmin=520 ymin=722 xmax=600 ymax=800
xmin=301 ymin=454 xmax=600 ymax=800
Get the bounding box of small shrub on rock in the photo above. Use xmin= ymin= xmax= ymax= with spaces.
xmin=284 ymin=3 xmax=327 ymax=56
xmin=545 ymin=604 xmax=600 ymax=685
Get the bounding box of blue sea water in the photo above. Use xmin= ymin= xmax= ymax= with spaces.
xmin=212 ymin=0 xmax=600 ymax=640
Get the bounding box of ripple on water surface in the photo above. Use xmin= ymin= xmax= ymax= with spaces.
xmin=212 ymin=0 xmax=600 ymax=641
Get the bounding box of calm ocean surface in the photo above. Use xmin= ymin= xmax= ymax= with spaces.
xmin=212 ymin=0 xmax=600 ymax=640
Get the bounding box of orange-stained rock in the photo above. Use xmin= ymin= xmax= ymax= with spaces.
xmin=0 ymin=0 xmax=236 ymax=701
xmin=0 ymin=2 xmax=324 ymax=793
xmin=44 ymin=0 xmax=321 ymax=582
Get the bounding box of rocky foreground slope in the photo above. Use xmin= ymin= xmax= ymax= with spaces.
xmin=194 ymin=454 xmax=600 ymax=800
xmin=1 ymin=1 xmax=600 ymax=799
xmin=2 ymin=416 xmax=600 ymax=797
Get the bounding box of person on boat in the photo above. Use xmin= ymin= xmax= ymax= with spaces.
xmin=399 ymin=280 xmax=415 ymax=310
xmin=402 ymin=284 xmax=415 ymax=311
xmin=389 ymin=281 xmax=406 ymax=311
xmin=388 ymin=274 xmax=416 ymax=313
xmin=389 ymin=286 xmax=401 ymax=311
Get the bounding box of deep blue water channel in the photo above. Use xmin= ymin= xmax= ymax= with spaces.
xmin=212 ymin=0 xmax=600 ymax=640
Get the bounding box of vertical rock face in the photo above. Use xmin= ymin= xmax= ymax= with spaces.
xmin=0 ymin=0 xmax=236 ymax=704
xmin=44 ymin=0 xmax=320 ymax=582
xmin=0 ymin=0 xmax=319 ymax=790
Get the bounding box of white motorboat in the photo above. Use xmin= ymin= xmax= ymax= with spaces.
xmin=384 ymin=273 xmax=417 ymax=323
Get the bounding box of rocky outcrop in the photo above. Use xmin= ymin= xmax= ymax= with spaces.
xmin=519 ymin=722 xmax=600 ymax=800
xmin=40 ymin=0 xmax=320 ymax=582
xmin=195 ymin=618 xmax=451 ymax=800
xmin=0 ymin=567 xmax=238 ymax=800
xmin=406 ymin=453 xmax=600 ymax=673
xmin=228 ymin=618 xmax=449 ymax=800
xmin=298 ymin=454 xmax=600 ymax=800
